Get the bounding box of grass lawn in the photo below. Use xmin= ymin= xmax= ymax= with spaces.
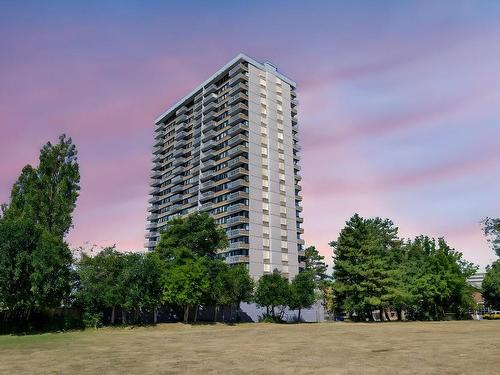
xmin=0 ymin=321 xmax=499 ymax=374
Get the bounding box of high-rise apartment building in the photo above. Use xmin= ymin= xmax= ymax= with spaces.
xmin=145 ymin=53 xmax=304 ymax=279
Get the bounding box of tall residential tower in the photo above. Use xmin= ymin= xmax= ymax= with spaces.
xmin=146 ymin=53 xmax=304 ymax=279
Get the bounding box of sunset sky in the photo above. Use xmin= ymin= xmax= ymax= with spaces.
xmin=1 ymin=1 xmax=499 ymax=268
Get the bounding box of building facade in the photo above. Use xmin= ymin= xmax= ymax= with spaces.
xmin=145 ymin=53 xmax=304 ymax=280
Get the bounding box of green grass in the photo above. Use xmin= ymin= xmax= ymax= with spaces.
xmin=1 ymin=321 xmax=499 ymax=374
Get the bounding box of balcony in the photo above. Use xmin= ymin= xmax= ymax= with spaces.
xmin=228 ymin=121 xmax=248 ymax=136
xmin=200 ymin=180 xmax=214 ymax=190
xmin=204 ymin=83 xmax=217 ymax=96
xmin=201 ymin=159 xmax=215 ymax=171
xmin=228 ymin=62 xmax=248 ymax=77
xmin=173 ymin=157 xmax=186 ymax=167
xmin=204 ymin=111 xmax=216 ymax=122
xmin=229 ymin=82 xmax=246 ymax=96
xmin=203 ymin=130 xmax=217 ymax=140
xmin=228 ymin=242 xmax=250 ymax=250
xmin=173 ymin=148 xmax=184 ymax=158
xmin=203 ymin=101 xmax=217 ymax=114
xmin=229 ymin=73 xmax=247 ymax=87
xmin=204 ymin=93 xmax=218 ymax=105
xmin=229 ymin=102 xmax=248 ymax=116
xmin=225 ymin=216 xmax=249 ymax=225
xmin=227 ymin=255 xmax=249 ymax=264
xmin=150 ymin=170 xmax=161 ymax=179
xmin=291 ymin=107 xmax=298 ymax=116
xmin=171 ymin=184 xmax=183 ymax=193
xmin=296 ymin=205 xmax=303 ymax=212
xmin=149 ymin=186 xmax=160 ymax=194
xmin=226 ymin=203 xmax=247 ymax=214
xmin=228 ymin=92 xmax=247 ymax=106
xmin=294 ymin=163 xmax=301 ymax=171
xmin=177 ymin=113 xmax=188 ymax=123
xmin=297 ymin=227 xmax=304 ymax=235
xmin=296 ymin=195 xmax=303 ymax=202
xmin=200 ymin=201 xmax=213 ymax=211
xmin=201 ymin=151 xmax=215 ymax=162
xmin=227 ymin=145 xmax=248 ymax=158
xmin=174 ymin=139 xmax=187 ymax=149
xmin=145 ymin=222 xmax=157 ymax=230
xmin=176 ymin=106 xmax=188 ymax=116
xmin=297 ymin=238 xmax=305 ymax=245
xmin=228 ymin=134 xmax=246 ymax=147
xmin=169 ymin=194 xmax=182 ymax=203
xmin=201 ymin=139 xmax=216 ymax=152
xmin=227 ymin=229 xmax=249 ymax=238
xmin=227 ymin=167 xmax=247 ymax=179
xmin=227 ymin=155 xmax=248 ymax=168
xmin=170 ymin=175 xmax=183 ymax=184
xmin=291 ymin=98 xmax=299 ymax=107
xmin=171 ymin=165 xmax=183 ymax=175
xmin=227 ymin=178 xmax=247 ymax=190
xmin=200 ymin=190 xmax=214 ymax=200
xmin=226 ymin=190 xmax=248 ymax=202
xmin=293 ymin=143 xmax=302 ymax=152
xmin=295 ymin=174 xmax=302 ymax=181
xmin=203 ymin=120 xmax=217 ymax=132
xmin=295 ymin=185 xmax=302 ymax=192
xmin=228 ymin=113 xmax=248 ymax=126
xmin=200 ymin=170 xmax=214 ymax=181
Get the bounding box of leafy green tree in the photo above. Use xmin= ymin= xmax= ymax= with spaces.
xmin=76 ymin=247 xmax=126 ymax=324
xmin=161 ymin=257 xmax=210 ymax=323
xmin=303 ymin=246 xmax=328 ymax=282
xmin=483 ymin=218 xmax=500 ymax=257
xmin=400 ymin=236 xmax=476 ymax=320
xmin=155 ymin=212 xmax=228 ymax=260
xmin=289 ymin=270 xmax=316 ymax=322
xmin=204 ymin=258 xmax=232 ymax=321
xmin=330 ymin=214 xmax=400 ymax=321
xmin=5 ymin=134 xmax=80 ymax=238
xmin=255 ymin=269 xmax=290 ymax=319
xmin=120 ymin=253 xmax=162 ymax=324
xmin=482 ymin=261 xmax=500 ymax=309
xmin=227 ymin=264 xmax=254 ymax=321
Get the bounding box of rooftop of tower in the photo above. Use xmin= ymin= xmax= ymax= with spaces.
xmin=154 ymin=53 xmax=296 ymax=125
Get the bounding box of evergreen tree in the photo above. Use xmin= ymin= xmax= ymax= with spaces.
xmin=482 ymin=218 xmax=500 ymax=257
xmin=303 ymin=246 xmax=328 ymax=282
xmin=330 ymin=214 xmax=399 ymax=320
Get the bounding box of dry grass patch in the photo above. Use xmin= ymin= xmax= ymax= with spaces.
xmin=0 ymin=321 xmax=499 ymax=374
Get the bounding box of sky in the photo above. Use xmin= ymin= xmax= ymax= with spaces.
xmin=1 ymin=1 xmax=499 ymax=268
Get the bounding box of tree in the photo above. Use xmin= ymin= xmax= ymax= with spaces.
xmin=482 ymin=261 xmax=500 ymax=309
xmin=303 ymin=246 xmax=328 ymax=282
xmin=254 ymin=269 xmax=290 ymax=319
xmin=330 ymin=214 xmax=400 ymax=321
xmin=398 ymin=236 xmax=477 ymax=320
xmin=161 ymin=257 xmax=210 ymax=323
xmin=5 ymin=134 xmax=80 ymax=238
xmin=155 ymin=212 xmax=228 ymax=260
xmin=483 ymin=218 xmax=500 ymax=257
xmin=76 ymin=247 xmax=126 ymax=324
xmin=0 ymin=217 xmax=72 ymax=318
xmin=289 ymin=270 xmax=316 ymax=322
xmin=227 ymin=264 xmax=254 ymax=321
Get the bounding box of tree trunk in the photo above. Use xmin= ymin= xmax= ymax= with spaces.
xmin=396 ymin=308 xmax=402 ymax=321
xmin=379 ymin=308 xmax=384 ymax=322
xmin=384 ymin=309 xmax=391 ymax=322
xmin=194 ymin=305 xmax=198 ymax=323
xmin=184 ymin=306 xmax=190 ymax=323
xmin=153 ymin=307 xmax=158 ymax=324
xmin=236 ymin=301 xmax=241 ymax=321
xmin=298 ymin=308 xmax=302 ymax=322
xmin=122 ymin=309 xmax=127 ymax=324
xmin=214 ymin=306 xmax=218 ymax=322
xmin=111 ymin=306 xmax=115 ymax=325
xmin=367 ymin=309 xmax=374 ymax=322
xmin=222 ymin=306 xmax=225 ymax=323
